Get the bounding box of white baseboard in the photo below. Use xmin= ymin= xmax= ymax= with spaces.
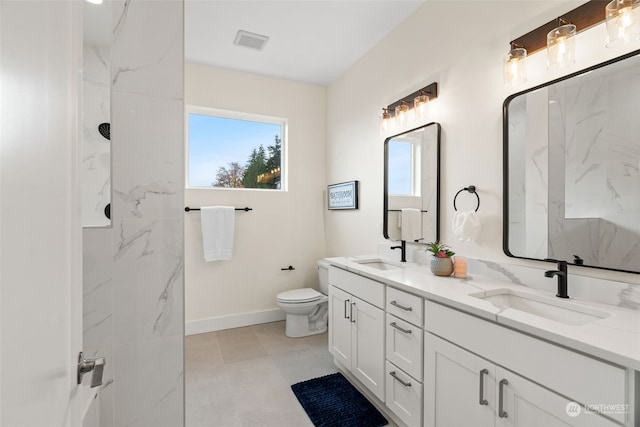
xmin=185 ymin=308 xmax=286 ymax=336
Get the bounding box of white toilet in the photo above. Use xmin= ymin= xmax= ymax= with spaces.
xmin=276 ymin=260 xmax=329 ymax=338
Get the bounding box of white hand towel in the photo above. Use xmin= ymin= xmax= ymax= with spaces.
xmin=452 ymin=210 xmax=481 ymax=242
xmin=201 ymin=206 xmax=235 ymax=261
xmin=400 ymin=208 xmax=422 ymax=242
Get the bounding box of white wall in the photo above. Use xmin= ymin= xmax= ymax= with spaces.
xmin=184 ymin=63 xmax=327 ymax=331
xmin=326 ymin=1 xmax=640 ymax=285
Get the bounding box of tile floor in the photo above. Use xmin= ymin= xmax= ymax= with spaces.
xmin=185 ymin=321 xmax=338 ymax=427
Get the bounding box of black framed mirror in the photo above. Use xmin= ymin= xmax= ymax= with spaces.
xmin=503 ymin=49 xmax=640 ymax=274
xmin=384 ymin=122 xmax=441 ymax=245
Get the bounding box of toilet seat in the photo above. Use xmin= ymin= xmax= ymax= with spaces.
xmin=277 ymin=288 xmax=322 ymax=303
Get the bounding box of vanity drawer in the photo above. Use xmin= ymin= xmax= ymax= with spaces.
xmin=425 ymin=300 xmax=628 ymax=424
xmin=386 ymin=287 xmax=423 ymax=326
xmin=385 ymin=361 xmax=422 ymax=427
xmin=386 ymin=314 xmax=423 ymax=380
xmin=328 ymin=266 xmax=384 ymax=308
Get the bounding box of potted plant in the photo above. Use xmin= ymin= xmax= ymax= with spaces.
xmin=426 ymin=241 xmax=455 ymax=276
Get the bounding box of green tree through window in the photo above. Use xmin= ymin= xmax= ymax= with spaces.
xmin=187 ymin=109 xmax=285 ymax=190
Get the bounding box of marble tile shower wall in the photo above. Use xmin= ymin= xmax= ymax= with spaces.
xmin=82 ymin=43 xmax=111 ymax=227
xmin=83 ymin=1 xmax=184 ymax=426
xmin=548 ymin=67 xmax=640 ymax=271
xmin=510 ymin=71 xmax=640 ymax=271
xmin=507 ymin=91 xmax=549 ymax=259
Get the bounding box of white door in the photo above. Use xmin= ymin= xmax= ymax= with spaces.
xmin=328 ymin=285 xmax=352 ymax=366
xmin=351 ymin=297 xmax=385 ymax=402
xmin=1 ymin=1 xmax=83 ymax=426
xmin=424 ymin=333 xmax=495 ymax=427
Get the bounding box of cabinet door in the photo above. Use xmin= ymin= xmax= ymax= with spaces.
xmin=352 ymin=297 xmax=385 ymax=402
xmin=328 ymin=285 xmax=352 ymax=367
xmin=425 ymin=333 xmax=495 ymax=427
xmin=495 ymin=367 xmax=620 ymax=427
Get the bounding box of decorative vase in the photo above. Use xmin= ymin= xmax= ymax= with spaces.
xmin=430 ymin=256 xmax=453 ymax=276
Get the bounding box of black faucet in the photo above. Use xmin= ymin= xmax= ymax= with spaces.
xmin=544 ymin=259 xmax=569 ymax=298
xmin=391 ymin=240 xmax=407 ymax=263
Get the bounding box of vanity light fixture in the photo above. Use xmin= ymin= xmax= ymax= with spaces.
xmin=379 ymin=82 xmax=438 ymax=134
xmin=504 ymin=43 xmax=527 ymax=86
xmin=86 ymin=0 xmax=103 ymax=4
xmin=606 ymin=0 xmax=640 ymax=46
xmin=547 ymin=19 xmax=577 ymax=69
xmin=505 ymin=1 xmax=612 ymax=85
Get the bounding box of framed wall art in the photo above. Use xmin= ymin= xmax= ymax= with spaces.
xmin=328 ymin=181 xmax=359 ymax=210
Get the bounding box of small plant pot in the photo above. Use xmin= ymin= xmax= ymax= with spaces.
xmin=430 ymin=256 xmax=453 ymax=276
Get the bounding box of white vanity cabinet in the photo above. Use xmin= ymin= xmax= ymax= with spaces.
xmin=385 ymin=287 xmax=424 ymax=427
xmin=328 ymin=266 xmax=385 ymax=401
xmin=424 ymin=300 xmax=627 ymax=427
xmin=425 ymin=333 xmax=620 ymax=427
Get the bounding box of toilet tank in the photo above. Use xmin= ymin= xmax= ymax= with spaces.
xmin=317 ymin=260 xmax=330 ymax=294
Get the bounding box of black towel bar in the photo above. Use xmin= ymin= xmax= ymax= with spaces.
xmin=184 ymin=207 xmax=252 ymax=212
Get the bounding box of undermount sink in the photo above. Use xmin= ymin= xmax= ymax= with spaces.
xmin=470 ymin=288 xmax=611 ymax=326
xmin=351 ymin=258 xmax=404 ymax=271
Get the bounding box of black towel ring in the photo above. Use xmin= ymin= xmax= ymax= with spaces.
xmin=453 ymin=185 xmax=480 ymax=212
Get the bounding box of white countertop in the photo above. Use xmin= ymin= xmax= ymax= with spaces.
xmin=325 ymin=256 xmax=640 ymax=371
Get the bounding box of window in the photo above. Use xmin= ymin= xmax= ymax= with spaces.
xmin=387 ymin=137 xmax=421 ymax=196
xmin=187 ymin=107 xmax=286 ymax=190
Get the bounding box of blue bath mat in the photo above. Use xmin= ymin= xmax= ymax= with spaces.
xmin=291 ymin=373 xmax=388 ymax=427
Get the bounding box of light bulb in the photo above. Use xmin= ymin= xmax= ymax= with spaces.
xmin=379 ymin=109 xmax=392 ymax=135
xmin=413 ymin=93 xmax=429 ymax=121
xmin=504 ymin=47 xmax=527 ymax=86
xmin=394 ymin=102 xmax=409 ymax=129
xmin=606 ymin=0 xmax=640 ymax=47
xmin=547 ymin=24 xmax=576 ymax=69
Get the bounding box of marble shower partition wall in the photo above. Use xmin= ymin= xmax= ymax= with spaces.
xmin=548 ymin=63 xmax=640 ymax=271
xmin=507 ymin=96 xmax=526 ymax=255
xmin=82 ymin=43 xmax=111 ymax=227
xmin=421 ymin=124 xmax=438 ymax=242
xmin=82 ymin=227 xmax=115 ymax=427
xmin=81 ymin=1 xmax=184 ymax=426
xmin=508 ymin=91 xmax=549 ymax=259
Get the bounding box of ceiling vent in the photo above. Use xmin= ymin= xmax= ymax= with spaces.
xmin=234 ymin=30 xmax=269 ymax=51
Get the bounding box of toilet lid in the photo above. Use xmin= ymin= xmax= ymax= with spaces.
xmin=277 ymin=288 xmax=322 ymax=303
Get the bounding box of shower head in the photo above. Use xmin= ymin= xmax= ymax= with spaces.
xmin=98 ymin=122 xmax=110 ymax=140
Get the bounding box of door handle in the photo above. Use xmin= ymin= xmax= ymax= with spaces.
xmin=350 ymin=302 xmax=356 ymax=323
xmin=78 ymin=352 xmax=106 ymax=388
xmin=344 ymin=299 xmax=350 ymax=319
xmin=478 ymin=369 xmax=489 ymax=405
xmin=498 ymin=378 xmax=509 ymax=418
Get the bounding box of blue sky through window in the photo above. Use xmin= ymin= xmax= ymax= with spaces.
xmin=188 ymin=113 xmax=282 ymax=187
